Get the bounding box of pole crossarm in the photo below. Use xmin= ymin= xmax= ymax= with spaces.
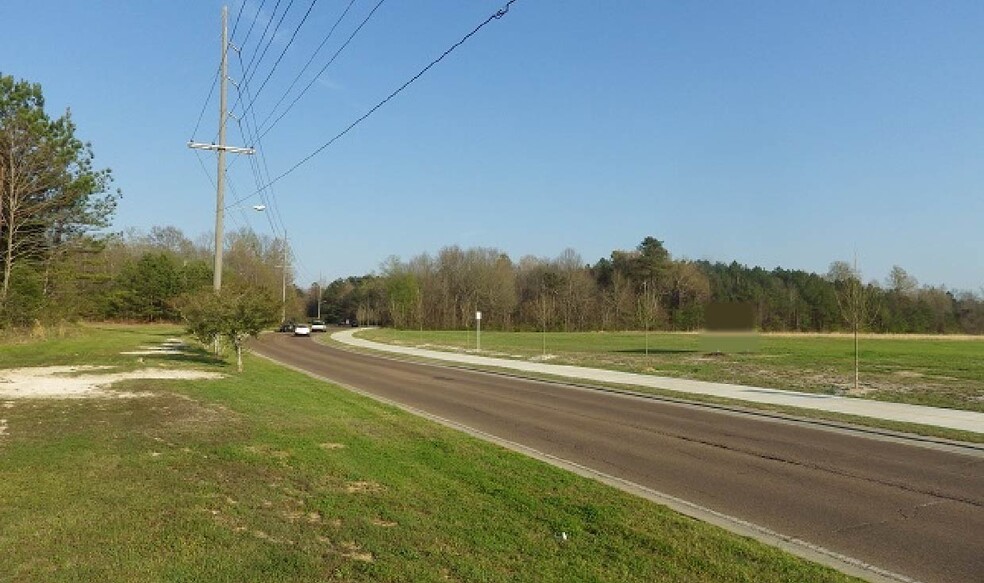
xmin=187 ymin=141 xmax=256 ymax=155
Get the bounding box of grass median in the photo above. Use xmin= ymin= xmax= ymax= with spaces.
xmin=0 ymin=324 xmax=863 ymax=582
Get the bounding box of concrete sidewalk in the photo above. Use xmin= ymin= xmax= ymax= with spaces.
xmin=331 ymin=329 xmax=984 ymax=434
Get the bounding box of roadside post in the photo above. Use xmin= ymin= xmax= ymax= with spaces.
xmin=475 ymin=311 xmax=482 ymax=351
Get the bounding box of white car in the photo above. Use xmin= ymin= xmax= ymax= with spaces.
xmin=310 ymin=320 xmax=327 ymax=332
xmin=293 ymin=323 xmax=311 ymax=336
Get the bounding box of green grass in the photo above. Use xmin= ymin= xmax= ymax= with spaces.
xmin=0 ymin=323 xmax=224 ymax=371
xmin=0 ymin=325 xmax=860 ymax=582
xmin=358 ymin=329 xmax=984 ymax=414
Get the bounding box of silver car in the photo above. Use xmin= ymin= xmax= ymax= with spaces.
xmin=293 ymin=323 xmax=311 ymax=336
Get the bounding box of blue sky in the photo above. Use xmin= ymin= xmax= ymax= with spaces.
xmin=3 ymin=1 xmax=982 ymax=291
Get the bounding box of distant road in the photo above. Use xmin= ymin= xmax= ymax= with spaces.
xmin=254 ymin=332 xmax=984 ymax=583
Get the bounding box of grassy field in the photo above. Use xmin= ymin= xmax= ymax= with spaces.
xmin=0 ymin=325 xmax=860 ymax=582
xmin=357 ymin=329 xmax=984 ymax=414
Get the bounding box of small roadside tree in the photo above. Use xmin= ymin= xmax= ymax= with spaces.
xmin=180 ymin=285 xmax=279 ymax=372
xmin=827 ymin=259 xmax=875 ymax=392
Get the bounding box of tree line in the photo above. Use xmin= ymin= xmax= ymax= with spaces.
xmin=0 ymin=73 xmax=297 ymax=334
xmin=317 ymin=237 xmax=984 ymax=335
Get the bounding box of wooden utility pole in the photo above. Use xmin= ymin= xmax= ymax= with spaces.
xmin=213 ymin=5 xmax=228 ymax=292
xmin=854 ymin=252 xmax=860 ymax=393
xmin=187 ymin=5 xmax=254 ymax=292
xmin=282 ymin=236 xmax=288 ymax=322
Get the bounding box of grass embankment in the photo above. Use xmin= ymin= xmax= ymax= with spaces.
xmin=358 ymin=329 xmax=984 ymax=414
xmin=0 ymin=325 xmax=859 ymax=582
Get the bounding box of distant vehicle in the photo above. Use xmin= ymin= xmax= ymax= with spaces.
xmin=293 ymin=323 xmax=311 ymax=336
xmin=310 ymin=320 xmax=327 ymax=332
xmin=350 ymin=319 xmax=359 ymax=328
xmin=278 ymin=321 xmax=295 ymax=333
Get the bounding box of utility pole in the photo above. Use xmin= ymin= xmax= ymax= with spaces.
xmin=282 ymin=235 xmax=288 ymax=322
xmin=187 ymin=5 xmax=255 ymax=292
xmin=316 ymin=275 xmax=322 ymax=320
xmin=854 ymin=251 xmax=860 ymax=393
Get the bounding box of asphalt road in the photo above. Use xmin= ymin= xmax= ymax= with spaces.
xmin=254 ymin=332 xmax=984 ymax=583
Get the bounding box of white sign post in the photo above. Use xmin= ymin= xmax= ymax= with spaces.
xmin=475 ymin=311 xmax=482 ymax=351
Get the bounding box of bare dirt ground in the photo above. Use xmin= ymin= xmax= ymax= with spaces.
xmin=0 ymin=365 xmax=223 ymax=400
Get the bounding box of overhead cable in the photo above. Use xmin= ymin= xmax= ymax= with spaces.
xmin=253 ymin=0 xmax=384 ymax=143
xmin=230 ymin=0 xmax=292 ymax=117
xmin=189 ymin=65 xmax=221 ymax=140
xmin=237 ymin=0 xmax=321 ymax=124
xmin=230 ymin=0 xmax=269 ymax=62
xmin=250 ymin=0 xmax=358 ymax=138
xmin=228 ymin=0 xmax=519 ymax=208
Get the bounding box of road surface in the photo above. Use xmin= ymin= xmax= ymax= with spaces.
xmin=254 ymin=332 xmax=984 ymax=583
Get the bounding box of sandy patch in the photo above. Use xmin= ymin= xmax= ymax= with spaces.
xmin=252 ymin=529 xmax=293 ymax=545
xmin=0 ymin=365 xmax=223 ymax=399
xmin=319 ymin=442 xmax=346 ymax=450
xmin=339 ymin=541 xmax=373 ymax=562
xmin=120 ymin=338 xmax=190 ymax=356
xmin=370 ymin=518 xmax=397 ymax=527
xmin=345 ymin=481 xmax=384 ymax=494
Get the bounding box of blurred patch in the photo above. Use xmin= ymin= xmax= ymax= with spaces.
xmin=701 ymin=302 xmax=759 ymax=354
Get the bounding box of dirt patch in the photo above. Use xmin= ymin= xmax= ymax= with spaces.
xmin=339 ymin=541 xmax=373 ymax=562
xmin=120 ymin=338 xmax=190 ymax=356
xmin=370 ymin=518 xmax=397 ymax=527
xmin=306 ymin=511 xmax=322 ymax=524
xmin=245 ymin=444 xmax=291 ymax=460
xmin=319 ymin=442 xmax=346 ymax=450
xmin=252 ymin=529 xmax=294 ymax=545
xmin=345 ymin=481 xmax=384 ymax=494
xmin=0 ymin=365 xmax=223 ymax=400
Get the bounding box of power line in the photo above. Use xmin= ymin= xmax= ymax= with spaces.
xmin=249 ymin=0 xmax=360 ymax=140
xmin=228 ymin=0 xmax=249 ymax=43
xmin=230 ymin=0 xmax=269 ymax=61
xmin=231 ymin=51 xmax=290 ymax=240
xmin=190 ymin=65 xmax=221 ymax=140
xmin=223 ymin=0 xmax=286 ymax=136
xmin=241 ymin=86 xmax=290 ymax=237
xmin=228 ymin=0 xmax=519 ymax=208
xmin=241 ymin=0 xmax=285 ymax=72
xmin=237 ymin=0 xmax=321 ymax=124
xmin=253 ymin=0 xmax=384 ymax=143
xmin=225 ymin=0 xmax=358 ymax=174
xmin=229 ymin=0 xmax=292 ymax=118
xmin=193 ymin=149 xmax=217 ymax=189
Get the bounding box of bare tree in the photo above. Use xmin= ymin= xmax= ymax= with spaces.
xmin=886 ymin=265 xmax=918 ymax=296
xmin=828 ymin=259 xmax=873 ymax=392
